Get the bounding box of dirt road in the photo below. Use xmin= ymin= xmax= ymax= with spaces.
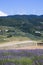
xmin=0 ymin=41 xmax=43 ymax=50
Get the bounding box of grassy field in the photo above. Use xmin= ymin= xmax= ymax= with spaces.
xmin=0 ymin=35 xmax=31 ymax=44
xmin=0 ymin=35 xmax=43 ymax=44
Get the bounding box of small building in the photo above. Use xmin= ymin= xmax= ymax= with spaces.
xmin=5 ymin=29 xmax=8 ymax=32
xmin=35 ymin=31 xmax=40 ymax=33
xmin=35 ymin=31 xmax=41 ymax=36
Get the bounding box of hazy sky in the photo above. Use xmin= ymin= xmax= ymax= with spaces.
xmin=0 ymin=0 xmax=43 ymax=15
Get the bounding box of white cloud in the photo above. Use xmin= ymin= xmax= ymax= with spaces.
xmin=0 ymin=11 xmax=8 ymax=16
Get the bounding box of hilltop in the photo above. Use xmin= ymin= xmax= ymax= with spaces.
xmin=0 ymin=15 xmax=43 ymax=31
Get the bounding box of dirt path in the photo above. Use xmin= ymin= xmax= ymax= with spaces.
xmin=0 ymin=41 xmax=43 ymax=50
xmin=0 ymin=41 xmax=36 ymax=47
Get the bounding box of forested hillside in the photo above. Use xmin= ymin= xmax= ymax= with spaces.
xmin=0 ymin=15 xmax=43 ymax=40
xmin=0 ymin=15 xmax=43 ymax=32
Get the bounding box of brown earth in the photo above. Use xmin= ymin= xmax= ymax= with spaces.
xmin=0 ymin=41 xmax=43 ymax=50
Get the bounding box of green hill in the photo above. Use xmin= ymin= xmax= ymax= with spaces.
xmin=0 ymin=15 xmax=43 ymax=31
xmin=0 ymin=15 xmax=43 ymax=41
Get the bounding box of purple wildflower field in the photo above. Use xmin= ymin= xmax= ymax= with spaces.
xmin=0 ymin=49 xmax=43 ymax=65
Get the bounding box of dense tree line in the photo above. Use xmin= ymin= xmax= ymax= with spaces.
xmin=0 ymin=15 xmax=43 ymax=34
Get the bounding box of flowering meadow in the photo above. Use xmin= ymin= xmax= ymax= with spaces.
xmin=0 ymin=49 xmax=43 ymax=65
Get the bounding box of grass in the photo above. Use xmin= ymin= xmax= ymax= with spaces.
xmin=0 ymin=35 xmax=9 ymax=43
xmin=0 ymin=34 xmax=43 ymax=44
xmin=0 ymin=35 xmax=31 ymax=44
xmin=8 ymin=36 xmax=31 ymax=41
xmin=0 ymin=57 xmax=33 ymax=65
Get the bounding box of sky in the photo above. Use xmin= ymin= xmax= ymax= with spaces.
xmin=0 ymin=0 xmax=43 ymax=16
